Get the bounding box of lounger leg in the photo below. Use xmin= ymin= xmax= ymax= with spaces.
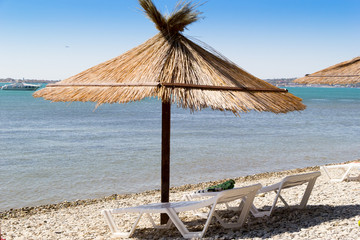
xmin=299 ymin=179 xmax=316 ymax=208
xmin=341 ymin=166 xmax=354 ymax=181
xmin=165 ymin=208 xmax=193 ymax=238
xmin=321 ymin=166 xmax=333 ymax=180
xmin=277 ymin=191 xmax=289 ymax=208
xmin=146 ymin=213 xmax=173 ymax=229
xmin=183 ymin=194 xmax=210 ymax=218
xmin=215 ymin=193 xmax=256 ymax=228
xmin=251 ymin=190 xmax=288 ymax=218
xmin=165 ymin=203 xmax=218 ymax=239
xmin=268 ymin=189 xmax=282 ymax=216
xmin=249 ymin=203 xmax=261 ymax=217
xmin=200 ymin=203 xmax=218 ymax=237
xmin=237 ymin=192 xmax=256 ymax=226
xmin=226 ymin=199 xmax=243 ymax=211
xmin=183 ymin=194 xmax=192 ymax=201
xmin=102 ymin=210 xmax=119 ymax=234
xmin=322 ymin=165 xmax=352 ymax=182
xmin=102 ymin=210 xmax=143 ymax=238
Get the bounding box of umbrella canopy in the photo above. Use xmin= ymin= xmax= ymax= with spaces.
xmin=294 ymin=56 xmax=360 ymax=85
xmin=34 ymin=0 xmax=305 ymax=114
xmin=34 ymin=0 xmax=305 ymax=223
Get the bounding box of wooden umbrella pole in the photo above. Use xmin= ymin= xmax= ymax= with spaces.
xmin=161 ymin=101 xmax=171 ymax=224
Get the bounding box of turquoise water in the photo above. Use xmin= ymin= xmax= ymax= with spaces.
xmin=0 ymin=84 xmax=359 ymax=211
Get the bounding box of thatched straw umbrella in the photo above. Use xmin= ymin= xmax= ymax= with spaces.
xmin=294 ymin=56 xmax=360 ymax=85
xmin=34 ymin=0 xmax=305 ymax=223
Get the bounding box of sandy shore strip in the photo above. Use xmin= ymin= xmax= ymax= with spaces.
xmin=1 ymin=161 xmax=359 ymax=240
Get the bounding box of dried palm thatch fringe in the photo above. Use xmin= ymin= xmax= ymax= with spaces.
xmin=34 ymin=0 xmax=306 ymax=114
xmin=294 ymin=56 xmax=360 ymax=85
xmin=139 ymin=0 xmax=202 ymax=35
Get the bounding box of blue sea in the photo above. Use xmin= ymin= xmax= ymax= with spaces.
xmin=0 ymin=84 xmax=359 ymax=211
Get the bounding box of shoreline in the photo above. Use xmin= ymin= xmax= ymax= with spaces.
xmin=0 ymin=165 xmax=320 ymax=220
xmin=1 ymin=161 xmax=355 ymax=220
xmin=1 ymin=160 xmax=359 ymax=239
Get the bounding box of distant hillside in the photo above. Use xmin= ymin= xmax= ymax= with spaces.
xmin=2 ymin=77 xmax=299 ymax=86
xmin=0 ymin=77 xmax=305 ymax=85
xmin=0 ymin=78 xmax=59 ymax=83
xmin=1 ymin=77 xmax=358 ymax=88
xmin=263 ymin=78 xmax=300 ymax=87
xmin=263 ymin=78 xmax=360 ymax=88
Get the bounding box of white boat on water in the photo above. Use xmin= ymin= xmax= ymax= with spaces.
xmin=1 ymin=82 xmax=41 ymax=91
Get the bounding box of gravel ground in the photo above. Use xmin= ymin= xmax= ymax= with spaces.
xmin=1 ymin=161 xmax=359 ymax=240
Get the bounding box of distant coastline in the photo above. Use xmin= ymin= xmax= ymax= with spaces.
xmin=1 ymin=77 xmax=359 ymax=88
xmin=0 ymin=78 xmax=59 ymax=84
xmin=263 ymin=78 xmax=360 ymax=88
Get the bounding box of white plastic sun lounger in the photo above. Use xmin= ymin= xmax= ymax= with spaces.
xmin=321 ymin=163 xmax=360 ymax=182
xmin=186 ymin=171 xmax=320 ymax=218
xmin=250 ymin=171 xmax=321 ymax=217
xmin=102 ymin=183 xmax=261 ymax=239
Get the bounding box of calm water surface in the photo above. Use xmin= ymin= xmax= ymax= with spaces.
xmin=0 ymin=84 xmax=359 ymax=211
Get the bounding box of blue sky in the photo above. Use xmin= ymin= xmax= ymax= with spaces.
xmin=0 ymin=0 xmax=359 ymax=80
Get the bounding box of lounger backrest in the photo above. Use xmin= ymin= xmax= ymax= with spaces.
xmin=281 ymin=171 xmax=321 ymax=189
xmin=216 ymin=183 xmax=262 ymax=204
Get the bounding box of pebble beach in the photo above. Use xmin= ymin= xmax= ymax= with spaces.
xmin=1 ymin=161 xmax=359 ymax=240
